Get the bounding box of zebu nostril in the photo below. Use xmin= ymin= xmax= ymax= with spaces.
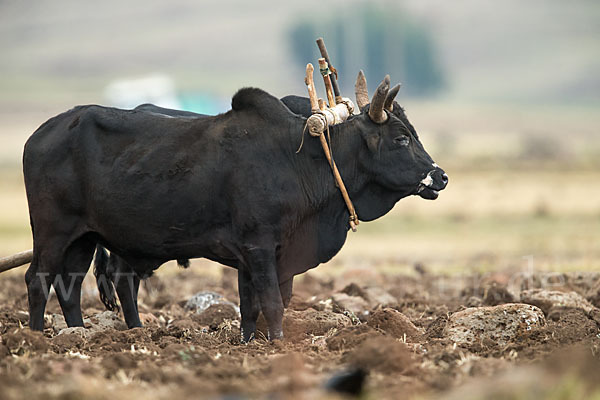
xmin=442 ymin=173 xmax=448 ymax=185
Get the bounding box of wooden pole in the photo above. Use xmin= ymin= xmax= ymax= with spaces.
xmin=303 ymin=51 xmax=358 ymax=231
xmin=318 ymin=58 xmax=336 ymax=108
xmin=0 ymin=249 xmax=33 ymax=273
xmin=318 ymin=135 xmax=358 ymax=232
xmin=316 ymin=37 xmax=342 ymax=103
xmin=318 ymin=98 xmax=326 ymax=111
xmin=304 ymin=64 xmax=320 ymax=113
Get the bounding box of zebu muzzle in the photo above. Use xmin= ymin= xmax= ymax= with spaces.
xmin=416 ymin=169 xmax=448 ymax=200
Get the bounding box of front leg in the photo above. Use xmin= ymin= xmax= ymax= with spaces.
xmin=243 ymin=247 xmax=284 ymax=340
xmin=238 ymin=266 xmax=260 ymax=342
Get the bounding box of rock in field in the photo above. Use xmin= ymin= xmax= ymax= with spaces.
xmin=331 ymin=293 xmax=370 ymax=320
xmin=51 ymin=314 xmax=68 ymax=333
xmin=54 ymin=311 xmax=127 ymax=337
xmin=184 ymin=291 xmax=240 ymax=315
xmin=339 ymin=283 xmax=397 ymax=308
xmin=586 ymin=279 xmax=600 ymax=308
xmin=89 ymin=311 xmax=128 ymax=331
xmin=520 ymin=289 xmax=596 ymax=315
xmin=330 ymin=285 xmax=398 ymax=321
xmin=443 ymin=303 xmax=545 ymax=349
xmin=363 ymin=287 xmax=398 ymax=307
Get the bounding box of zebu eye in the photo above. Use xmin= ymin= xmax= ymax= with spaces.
xmin=393 ymin=135 xmax=409 ymax=147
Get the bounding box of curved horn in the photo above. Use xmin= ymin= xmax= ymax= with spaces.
xmin=384 ymin=83 xmax=401 ymax=112
xmin=354 ymin=70 xmax=369 ymax=109
xmin=368 ymin=75 xmax=390 ymax=123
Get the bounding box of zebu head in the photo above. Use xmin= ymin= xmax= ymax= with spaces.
xmin=353 ymin=71 xmax=448 ymax=204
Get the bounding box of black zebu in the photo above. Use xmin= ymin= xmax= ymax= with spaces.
xmin=23 ymin=73 xmax=447 ymax=340
xmin=90 ymin=96 xmax=319 ymax=327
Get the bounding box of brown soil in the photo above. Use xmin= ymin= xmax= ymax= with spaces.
xmin=0 ymin=269 xmax=599 ymax=399
xmin=367 ymin=308 xmax=423 ymax=342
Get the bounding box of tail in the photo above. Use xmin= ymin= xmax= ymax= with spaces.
xmin=93 ymin=245 xmax=119 ymax=312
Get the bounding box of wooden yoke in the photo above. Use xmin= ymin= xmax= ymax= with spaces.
xmin=304 ymin=63 xmax=354 ymax=136
xmin=305 ymin=103 xmax=352 ymax=136
xmin=304 ymin=63 xmax=320 ymax=113
xmin=318 ymin=98 xmax=326 ymax=111
xmin=316 ymin=37 xmax=342 ymax=104
xmin=318 ymin=58 xmax=336 ymax=107
xmin=303 ymin=63 xmax=358 ymax=232
xmin=318 ymin=134 xmax=359 ymax=232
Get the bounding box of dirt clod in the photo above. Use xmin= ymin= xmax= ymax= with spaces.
xmin=51 ymin=332 xmax=85 ymax=351
xmin=546 ymin=308 xmax=598 ymax=344
xmin=327 ymin=324 xmax=383 ymax=351
xmin=258 ymin=308 xmax=352 ymax=341
xmin=367 ymin=308 xmax=422 ymax=342
xmin=3 ymin=328 xmax=49 ymax=355
xmin=343 ymin=336 xmax=415 ymax=373
xmin=192 ymin=303 xmax=240 ymax=328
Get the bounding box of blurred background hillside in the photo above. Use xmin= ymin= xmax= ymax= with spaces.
xmin=1 ymin=0 xmax=599 ymax=275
